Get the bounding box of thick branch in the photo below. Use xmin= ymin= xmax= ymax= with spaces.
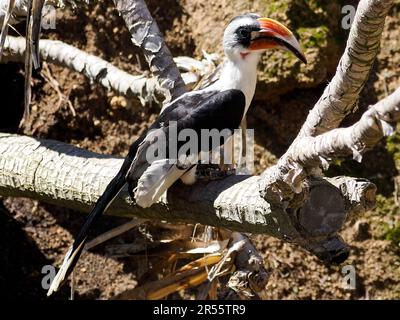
xmin=0 ymin=132 xmax=371 ymax=262
xmin=0 ymin=133 xmax=295 ymax=236
xmin=112 ymin=0 xmax=186 ymax=101
xmin=2 ymin=36 xmax=217 ymax=105
xmin=298 ymin=0 xmax=394 ymax=137
xmin=261 ymin=0 xmax=394 ymax=205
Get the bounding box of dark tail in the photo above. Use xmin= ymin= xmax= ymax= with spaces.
xmin=47 ymin=140 xmax=141 ymax=296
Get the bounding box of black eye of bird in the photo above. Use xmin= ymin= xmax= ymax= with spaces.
xmin=237 ymin=27 xmax=250 ymax=38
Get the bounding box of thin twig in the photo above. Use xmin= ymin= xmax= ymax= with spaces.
xmin=84 ymin=218 xmax=146 ymax=251
xmin=41 ymin=62 xmax=76 ymax=116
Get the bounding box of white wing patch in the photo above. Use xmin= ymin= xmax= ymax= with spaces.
xmin=134 ymin=159 xmax=188 ymax=208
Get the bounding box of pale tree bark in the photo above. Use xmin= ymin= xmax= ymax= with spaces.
xmin=0 ymin=0 xmax=15 ymax=58
xmin=261 ymin=0 xmax=395 ymax=204
xmin=108 ymin=0 xmax=268 ymax=295
xmin=261 ymin=87 xmax=400 ymax=203
xmin=0 ymin=0 xmax=188 ymax=103
xmin=112 ymin=0 xmax=186 ymax=102
xmin=1 ymin=36 xmax=217 ymax=105
xmin=298 ymin=0 xmax=394 ymax=138
xmin=0 ymin=0 xmax=80 ymax=27
xmin=2 ymin=35 xmax=163 ymax=104
xmin=285 ymin=88 xmax=400 ymax=165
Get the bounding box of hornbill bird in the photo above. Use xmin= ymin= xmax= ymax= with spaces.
xmin=47 ymin=13 xmax=306 ymax=296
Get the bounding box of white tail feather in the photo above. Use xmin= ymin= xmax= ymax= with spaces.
xmin=47 ymin=241 xmax=86 ymax=296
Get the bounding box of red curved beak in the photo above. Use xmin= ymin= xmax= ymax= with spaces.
xmin=249 ymin=18 xmax=307 ymax=64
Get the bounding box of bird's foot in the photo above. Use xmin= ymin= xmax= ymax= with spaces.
xmin=127 ymin=181 xmax=137 ymax=204
xmin=195 ymin=164 xmax=236 ymax=181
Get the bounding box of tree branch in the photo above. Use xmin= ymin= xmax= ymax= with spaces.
xmin=2 ymin=36 xmax=218 ymax=105
xmin=2 ymin=36 xmax=164 ymax=104
xmin=112 ymin=0 xmax=186 ymax=102
xmin=298 ymin=0 xmax=394 ymax=137
xmin=0 ymin=0 xmax=389 ymax=272
xmin=0 ymin=132 xmax=376 ymax=263
xmin=288 ymin=87 xmax=400 ymax=165
xmin=327 ymin=176 xmax=377 ymax=218
xmin=259 ymin=0 xmax=394 ymax=205
xmin=0 ymin=0 xmax=16 ymax=58
xmin=261 ymin=87 xmax=399 ymax=203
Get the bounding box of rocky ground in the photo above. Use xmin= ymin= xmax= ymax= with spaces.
xmin=0 ymin=0 xmax=399 ymax=299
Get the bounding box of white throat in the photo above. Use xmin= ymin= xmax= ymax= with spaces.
xmin=211 ymin=52 xmax=260 ymax=115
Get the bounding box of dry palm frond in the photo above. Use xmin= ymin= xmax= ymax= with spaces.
xmin=115 ymin=254 xmax=223 ymax=300
xmin=84 ymin=218 xmax=146 ymax=251
xmin=114 ymin=228 xmax=270 ymax=300
xmin=110 ymin=224 xmax=269 ymax=300
xmin=40 ymin=62 xmax=76 ymax=116
xmin=127 ymin=241 xmax=243 ymax=300
xmin=62 ymin=210 xmax=267 ymax=300
xmin=105 ymin=239 xmax=229 ymax=258
xmin=137 ymin=253 xmax=179 ymax=284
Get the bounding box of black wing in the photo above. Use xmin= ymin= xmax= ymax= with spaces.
xmin=127 ymin=89 xmax=246 ymax=181
xmin=129 ymin=89 xmax=246 ymax=208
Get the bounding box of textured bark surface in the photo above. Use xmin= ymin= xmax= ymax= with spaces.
xmin=260 ymin=87 xmax=400 ymax=204
xmin=113 ymin=0 xmax=186 ymax=101
xmin=227 ymin=232 xmax=270 ymax=297
xmin=258 ymin=0 xmax=396 ymax=206
xmin=298 ymin=0 xmax=394 ymax=137
xmin=0 ymin=0 xmax=394 ymax=278
xmin=327 ymin=176 xmax=377 ymax=218
xmin=2 ymin=36 xmax=163 ymax=104
xmin=286 ymin=87 xmax=400 ymax=166
xmin=0 ymin=133 xmax=295 ymax=236
xmin=0 ymin=133 xmax=378 ymax=263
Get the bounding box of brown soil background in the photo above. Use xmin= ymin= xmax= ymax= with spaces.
xmin=0 ymin=0 xmax=399 ymax=300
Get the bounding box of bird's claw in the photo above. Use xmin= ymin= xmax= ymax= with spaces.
xmin=195 ymin=164 xmax=236 ymax=181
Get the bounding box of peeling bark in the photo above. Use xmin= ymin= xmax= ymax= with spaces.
xmin=259 ymin=0 xmax=395 ymax=208
xmin=0 ymin=133 xmax=298 ymax=237
xmin=2 ymin=36 xmax=218 ymax=105
xmin=112 ymin=0 xmax=186 ymax=102
xmin=327 ymin=176 xmax=377 ymax=218
xmin=227 ymin=232 xmax=270 ymax=298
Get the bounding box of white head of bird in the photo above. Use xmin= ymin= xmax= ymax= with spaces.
xmin=215 ymin=13 xmax=307 ymax=112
